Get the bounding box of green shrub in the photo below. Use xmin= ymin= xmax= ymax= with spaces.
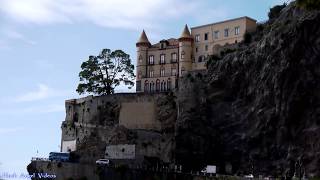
xmin=297 ymin=0 xmax=320 ymax=10
xmin=268 ymin=3 xmax=287 ymax=19
xmin=206 ymin=55 xmax=221 ymax=68
xmin=243 ymin=33 xmax=252 ymax=44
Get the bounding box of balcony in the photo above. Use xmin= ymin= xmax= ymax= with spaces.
xmin=170 ymin=59 xmax=177 ymax=63
xmin=159 ymin=61 xmax=166 ymax=65
xmin=142 ymin=72 xmax=177 ymax=79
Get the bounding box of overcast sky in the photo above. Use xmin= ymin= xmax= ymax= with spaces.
xmin=0 ymin=0 xmax=287 ymax=179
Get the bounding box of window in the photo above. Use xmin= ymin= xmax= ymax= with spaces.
xmin=160 ymin=43 xmax=164 ymax=49
xmin=196 ymin=47 xmax=198 ymax=53
xmin=138 ymin=71 xmax=142 ymax=79
xmin=160 ymin=68 xmax=165 ymax=77
xmin=139 ymin=55 xmax=143 ymax=63
xmin=160 ymin=54 xmax=165 ymax=64
xmin=149 ymin=55 xmax=154 ymax=65
xmin=214 ymin=31 xmax=219 ymax=39
xmin=235 ymin=26 xmax=240 ymax=35
xmin=171 ymin=68 xmax=177 ymax=76
xmin=224 ymin=29 xmax=229 ymax=37
xmin=195 ymin=34 xmax=200 ymax=42
xmin=167 ymin=78 xmax=171 ymax=90
xmin=171 ymin=53 xmax=177 ymax=63
xmin=150 ymin=81 xmax=155 ymax=92
xmin=149 ymin=69 xmax=154 ymax=78
xmin=161 ymin=81 xmax=166 ymax=91
xmin=181 ymin=51 xmax=185 ymax=59
xmin=205 ymin=45 xmax=208 ymax=51
xmin=156 ymin=80 xmax=160 ymax=92
xmin=181 ymin=67 xmax=185 ymax=75
xmin=204 ymin=33 xmax=208 ymax=40
xmin=198 ymin=56 xmax=204 ymax=62
xmin=144 ymin=80 xmax=149 ymax=92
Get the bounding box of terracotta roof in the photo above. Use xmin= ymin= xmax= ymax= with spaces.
xmin=180 ymin=24 xmax=192 ymax=39
xmin=137 ymin=30 xmax=150 ymax=44
xmin=150 ymin=38 xmax=179 ymax=49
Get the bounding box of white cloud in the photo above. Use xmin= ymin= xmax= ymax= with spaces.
xmin=0 ymin=127 xmax=23 ymax=134
xmin=0 ymin=0 xmax=203 ymax=30
xmin=13 ymin=84 xmax=70 ymax=102
xmin=3 ymin=29 xmax=37 ymax=45
xmin=0 ymin=28 xmax=37 ymax=49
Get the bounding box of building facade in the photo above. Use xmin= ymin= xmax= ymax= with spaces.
xmin=136 ymin=16 xmax=257 ymax=93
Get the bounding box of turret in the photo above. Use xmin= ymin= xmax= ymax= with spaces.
xmin=178 ymin=24 xmax=193 ymax=76
xmin=136 ymin=30 xmax=151 ymax=92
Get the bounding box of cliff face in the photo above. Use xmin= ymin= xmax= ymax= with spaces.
xmin=28 ymin=2 xmax=320 ymax=179
xmin=61 ymin=93 xmax=177 ymax=165
xmin=175 ymin=3 xmax=320 ymax=177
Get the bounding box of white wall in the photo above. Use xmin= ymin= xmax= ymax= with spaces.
xmin=61 ymin=140 xmax=76 ymax=152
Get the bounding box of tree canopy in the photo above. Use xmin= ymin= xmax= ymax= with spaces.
xmin=296 ymin=0 xmax=320 ymax=10
xmin=76 ymin=49 xmax=135 ymax=95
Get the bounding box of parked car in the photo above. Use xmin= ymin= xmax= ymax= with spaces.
xmin=96 ymin=159 xmax=110 ymax=165
xmin=201 ymin=165 xmax=216 ymax=174
xmin=244 ymin=174 xmax=254 ymax=178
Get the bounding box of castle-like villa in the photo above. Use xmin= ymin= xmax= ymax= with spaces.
xmin=136 ymin=16 xmax=257 ymax=93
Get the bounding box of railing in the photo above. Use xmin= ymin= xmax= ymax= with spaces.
xmin=142 ymin=73 xmax=177 ymax=79
xmin=170 ymin=59 xmax=178 ymax=63
xmin=147 ymin=59 xmax=178 ymax=65
xmin=31 ymin=157 xmax=50 ymax=161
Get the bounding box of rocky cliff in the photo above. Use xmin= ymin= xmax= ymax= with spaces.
xmin=28 ymin=2 xmax=320 ymax=179
xmin=175 ymin=2 xmax=320 ymax=177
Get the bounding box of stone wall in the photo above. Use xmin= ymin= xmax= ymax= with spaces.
xmin=60 ymin=92 xmax=177 ymax=164
xmin=119 ymin=102 xmax=160 ymax=130
xmin=61 ymin=93 xmax=165 ymax=146
xmin=105 ymin=144 xmax=136 ymax=159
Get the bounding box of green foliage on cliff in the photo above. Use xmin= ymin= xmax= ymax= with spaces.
xmin=206 ymin=55 xmax=221 ymax=68
xmin=296 ymin=0 xmax=320 ymax=10
xmin=268 ymin=3 xmax=287 ymax=19
xmin=77 ymin=49 xmax=135 ymax=95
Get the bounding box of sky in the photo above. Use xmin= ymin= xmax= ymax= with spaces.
xmin=0 ymin=0 xmax=288 ymax=179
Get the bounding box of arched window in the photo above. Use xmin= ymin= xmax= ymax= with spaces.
xmin=167 ymin=78 xmax=171 ymax=90
xmin=144 ymin=80 xmax=149 ymax=92
xmin=156 ymin=79 xmax=160 ymax=92
xmin=160 ymin=81 xmax=164 ymax=91
xmin=150 ymin=81 xmax=155 ymax=93
xmin=138 ymin=71 xmax=142 ymax=79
